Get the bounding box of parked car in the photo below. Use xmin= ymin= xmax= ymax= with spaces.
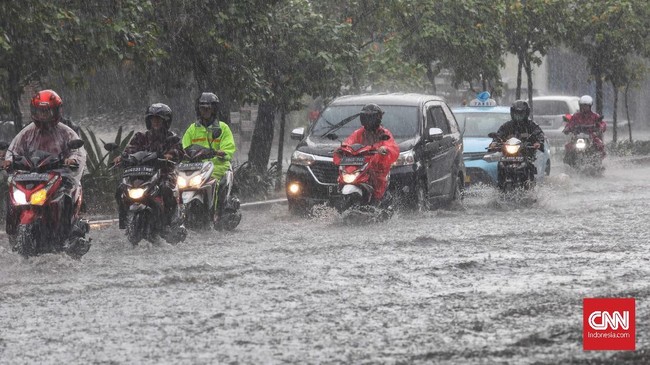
xmin=453 ymin=104 xmax=551 ymax=186
xmin=531 ymin=96 xmax=580 ymax=148
xmin=286 ymin=93 xmax=466 ymax=213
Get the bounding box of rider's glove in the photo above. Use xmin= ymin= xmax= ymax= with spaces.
xmin=215 ymin=150 xmax=227 ymax=158
xmin=377 ymin=146 xmax=388 ymax=155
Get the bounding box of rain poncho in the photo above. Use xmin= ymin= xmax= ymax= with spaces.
xmin=494 ymin=118 xmax=545 ymax=151
xmin=124 ymin=130 xmax=183 ymax=162
xmin=5 ymin=123 xmax=86 ymax=182
xmin=339 ymin=126 xmax=399 ymax=200
xmin=181 ymin=121 xmax=236 ymax=181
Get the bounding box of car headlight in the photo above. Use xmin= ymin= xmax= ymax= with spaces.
xmin=393 ymin=150 xmax=415 ymax=167
xmin=291 ymin=150 xmax=315 ymax=166
xmin=13 ymin=190 xmax=28 ymax=205
xmin=128 ymin=188 xmax=146 ymax=200
xmin=189 ymin=175 xmax=203 ymax=187
xmin=177 ymin=176 xmax=188 ymax=189
xmin=575 ymin=139 xmax=586 ymax=150
xmin=505 ymin=144 xmax=521 ymax=155
xmin=342 ymin=171 xmax=360 ymax=184
xmin=30 ymin=189 xmax=47 ymax=205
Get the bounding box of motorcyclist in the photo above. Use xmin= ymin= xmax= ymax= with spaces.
xmin=181 ymin=92 xmax=236 ymax=183
xmin=563 ymin=95 xmax=606 ymax=161
xmin=490 ymin=100 xmax=545 ymax=153
xmin=336 ymin=103 xmax=399 ymax=205
xmin=2 ymin=90 xmax=87 ymax=239
xmin=114 ymin=103 xmax=183 ymax=230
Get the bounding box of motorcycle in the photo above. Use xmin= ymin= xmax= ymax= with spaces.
xmin=2 ymin=139 xmax=91 ymax=259
xmin=176 ymin=144 xmax=241 ymax=231
xmin=563 ymin=120 xmax=604 ymax=175
xmin=486 ymin=133 xmax=538 ymax=193
xmin=106 ymin=141 xmax=187 ymax=246
xmin=331 ymin=143 xmax=393 ymax=221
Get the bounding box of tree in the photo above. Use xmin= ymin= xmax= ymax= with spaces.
xmin=502 ymin=0 xmax=568 ymax=109
xmin=565 ymin=0 xmax=650 ymax=142
xmin=0 ymin=0 xmax=159 ymax=132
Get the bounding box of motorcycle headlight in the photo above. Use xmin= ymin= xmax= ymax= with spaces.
xmin=13 ymin=189 xmax=28 ymax=205
xmin=505 ymin=144 xmax=521 ymax=155
xmin=342 ymin=171 xmax=360 ymax=184
xmin=392 ymin=150 xmax=415 ymax=167
xmin=177 ymin=176 xmax=188 ymax=189
xmin=128 ymin=188 xmax=146 ymax=200
xmin=575 ymin=139 xmax=586 ymax=150
xmin=30 ymin=189 xmax=47 ymax=205
xmin=291 ymin=151 xmax=315 ymax=166
xmin=189 ymin=175 xmax=203 ymax=187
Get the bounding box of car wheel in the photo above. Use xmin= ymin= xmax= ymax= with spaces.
xmin=414 ymin=179 xmax=430 ymax=212
xmin=447 ymin=173 xmax=464 ymax=209
xmin=545 ymin=160 xmax=551 ymax=176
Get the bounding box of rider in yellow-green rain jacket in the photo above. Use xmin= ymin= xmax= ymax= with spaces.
xmin=182 ymin=92 xmax=236 ymax=182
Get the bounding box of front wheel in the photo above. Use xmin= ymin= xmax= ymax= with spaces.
xmin=126 ymin=211 xmax=145 ymax=246
xmin=414 ymin=179 xmax=430 ymax=212
xmin=14 ymin=224 xmax=39 ymax=258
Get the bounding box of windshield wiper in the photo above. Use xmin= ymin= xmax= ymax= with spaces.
xmin=319 ymin=113 xmax=361 ymax=138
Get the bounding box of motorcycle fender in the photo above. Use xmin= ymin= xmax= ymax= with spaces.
xmin=19 ymin=209 xmax=38 ymax=225
xmin=341 ymin=184 xmax=363 ymax=197
xmin=129 ymin=203 xmax=150 ymax=212
xmin=181 ymin=190 xmax=204 ymax=204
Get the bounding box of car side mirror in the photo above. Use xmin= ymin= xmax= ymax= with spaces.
xmin=211 ymin=127 xmax=222 ymax=139
xmin=104 ymin=142 xmax=119 ymax=152
xmin=427 ymin=127 xmax=444 ymax=141
xmin=291 ymin=127 xmax=305 ymax=141
xmin=67 ymin=139 xmax=84 ymax=150
xmin=0 ymin=141 xmax=9 ymax=150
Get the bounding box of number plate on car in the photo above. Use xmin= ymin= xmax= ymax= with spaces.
xmin=123 ymin=166 xmax=156 ymax=177
xmin=339 ymin=157 xmax=365 ymax=166
xmin=14 ymin=173 xmax=50 ymax=182
xmin=501 ymin=156 xmax=524 ymax=162
xmin=178 ymin=162 xmax=204 ymax=171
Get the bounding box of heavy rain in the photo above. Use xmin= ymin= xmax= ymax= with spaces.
xmin=1 ymin=1 xmax=650 ymax=364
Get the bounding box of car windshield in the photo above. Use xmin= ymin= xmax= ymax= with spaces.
xmin=311 ymin=105 xmax=419 ymax=142
xmin=534 ymin=100 xmax=578 ymax=115
xmin=455 ymin=112 xmax=510 ymax=138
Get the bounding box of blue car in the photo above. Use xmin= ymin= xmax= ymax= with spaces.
xmin=453 ymin=105 xmax=552 ymax=186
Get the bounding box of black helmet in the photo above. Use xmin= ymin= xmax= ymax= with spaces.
xmin=360 ymin=103 xmax=383 ymax=131
xmin=195 ymin=92 xmax=220 ymax=126
xmin=145 ymin=103 xmax=172 ymax=130
xmin=510 ymin=100 xmax=530 ymax=123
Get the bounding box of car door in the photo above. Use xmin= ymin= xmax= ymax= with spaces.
xmin=422 ymin=102 xmax=455 ymax=196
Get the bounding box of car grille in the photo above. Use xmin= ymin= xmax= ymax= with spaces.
xmin=309 ymin=161 xmax=338 ymax=184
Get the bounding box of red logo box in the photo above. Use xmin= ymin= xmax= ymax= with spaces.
xmin=583 ymin=298 xmax=635 ymax=351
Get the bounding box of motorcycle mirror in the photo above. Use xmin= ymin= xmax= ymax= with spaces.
xmin=211 ymin=128 xmax=222 ymax=139
xmin=67 ymin=139 xmax=85 ymax=150
xmin=0 ymin=141 xmax=9 ymax=150
xmin=104 ymin=142 xmax=119 ymax=152
xmin=166 ymin=135 xmax=181 ymax=144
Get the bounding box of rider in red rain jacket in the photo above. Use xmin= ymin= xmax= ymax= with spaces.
xmin=337 ymin=103 xmax=399 ymax=203
xmin=563 ymin=95 xmax=607 ymax=158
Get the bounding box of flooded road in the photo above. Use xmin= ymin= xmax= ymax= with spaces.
xmin=1 ymin=157 xmax=649 ymax=364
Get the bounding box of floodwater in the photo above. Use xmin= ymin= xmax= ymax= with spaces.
xmin=1 ymin=157 xmax=649 ymax=364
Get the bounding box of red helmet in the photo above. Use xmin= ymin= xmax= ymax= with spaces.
xmin=30 ymin=90 xmax=63 ymax=128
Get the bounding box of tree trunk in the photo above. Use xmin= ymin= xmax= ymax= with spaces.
xmin=524 ymin=57 xmax=534 ymax=112
xmin=516 ymin=51 xmax=523 ymax=100
xmin=276 ymin=109 xmax=287 ymax=191
xmin=594 ymin=69 xmax=604 ymax=115
xmin=8 ymin=66 xmax=24 ymax=133
xmin=247 ymin=101 xmax=275 ymax=174
xmin=625 ymin=83 xmax=632 ymax=142
xmin=426 ymin=64 xmax=437 ymax=95
xmin=611 ymin=83 xmax=618 ymax=143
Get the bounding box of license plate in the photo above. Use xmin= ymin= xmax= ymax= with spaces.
xmin=327 ymin=185 xmax=337 ymax=195
xmin=14 ymin=173 xmax=50 ymax=182
xmin=178 ymin=162 xmax=204 ymax=171
xmin=501 ymin=156 xmax=524 ymax=162
xmin=123 ymin=166 xmax=155 ymax=177
xmin=339 ymin=156 xmax=365 ymax=166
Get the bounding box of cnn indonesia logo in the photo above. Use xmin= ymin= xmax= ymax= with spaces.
xmin=583 ymin=298 xmax=635 ymax=351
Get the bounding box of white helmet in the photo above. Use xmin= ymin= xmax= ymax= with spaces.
xmin=579 ymin=95 xmax=593 ymax=106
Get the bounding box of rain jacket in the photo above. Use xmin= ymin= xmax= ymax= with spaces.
xmin=124 ymin=130 xmax=183 ymax=162
xmin=5 ymin=123 xmax=86 ymax=182
xmin=181 ymin=121 xmax=236 ymax=181
xmin=563 ymin=110 xmax=606 ymax=155
xmin=340 ymin=126 xmax=399 ymax=200
xmin=494 ymin=118 xmax=545 ymax=152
